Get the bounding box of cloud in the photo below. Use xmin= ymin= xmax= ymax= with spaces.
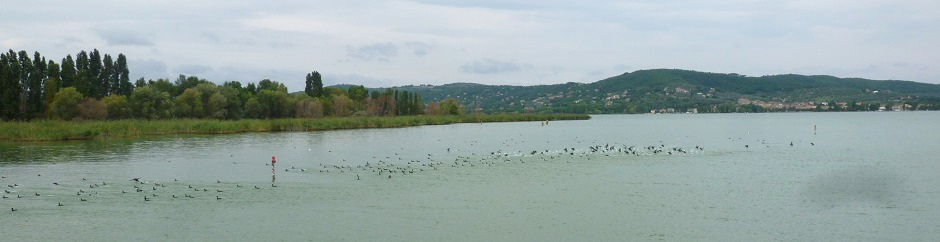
xmin=95 ymin=28 xmax=154 ymax=46
xmin=0 ymin=37 xmax=23 ymax=49
xmin=174 ymin=64 xmax=214 ymax=76
xmin=404 ymin=41 xmax=431 ymax=56
xmin=346 ymin=43 xmax=398 ymax=62
xmin=129 ymin=59 xmax=168 ymax=79
xmin=460 ymin=59 xmax=526 ymax=74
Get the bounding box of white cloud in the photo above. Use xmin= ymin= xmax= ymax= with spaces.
xmin=461 ymin=59 xmax=528 ymax=74
xmin=346 ymin=43 xmax=398 ymax=62
xmin=95 ymin=28 xmax=154 ymax=46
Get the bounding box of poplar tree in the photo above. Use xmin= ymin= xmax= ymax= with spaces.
xmin=101 ymin=54 xmax=114 ymax=97
xmin=305 ymin=71 xmax=323 ymax=98
xmin=88 ymin=49 xmax=102 ymax=98
xmin=60 ymin=55 xmax=76 ymax=88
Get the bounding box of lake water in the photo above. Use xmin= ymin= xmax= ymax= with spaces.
xmin=2 ymin=112 xmax=939 ymax=241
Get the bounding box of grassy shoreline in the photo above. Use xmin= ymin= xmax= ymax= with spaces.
xmin=0 ymin=114 xmax=589 ymax=142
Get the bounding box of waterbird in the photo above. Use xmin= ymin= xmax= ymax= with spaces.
xmin=58 ymin=202 xmax=63 ymax=206
xmin=144 ymin=196 xmax=150 ymax=201
xmin=216 ymin=196 xmax=222 ymax=200
xmin=11 ymin=208 xmax=16 ymax=211
xmin=80 ymin=198 xmax=86 ymax=202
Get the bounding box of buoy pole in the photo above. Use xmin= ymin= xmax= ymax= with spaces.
xmin=271 ymin=155 xmax=277 ymax=182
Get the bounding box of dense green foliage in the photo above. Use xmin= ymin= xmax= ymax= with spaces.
xmin=0 ymin=114 xmax=589 ymax=141
xmin=0 ymin=49 xmax=463 ymax=122
xmin=1 ymin=50 xmax=131 ymax=120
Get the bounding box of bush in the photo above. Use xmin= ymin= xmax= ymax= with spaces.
xmin=78 ymin=98 xmax=108 ymax=120
xmin=50 ymin=87 xmax=83 ymax=120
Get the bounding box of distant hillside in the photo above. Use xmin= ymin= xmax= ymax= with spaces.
xmin=369 ymin=69 xmax=940 ymax=114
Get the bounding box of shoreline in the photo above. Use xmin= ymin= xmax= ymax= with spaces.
xmin=0 ymin=114 xmax=589 ymax=142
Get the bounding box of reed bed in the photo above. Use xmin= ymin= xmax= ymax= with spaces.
xmin=0 ymin=114 xmax=589 ymax=142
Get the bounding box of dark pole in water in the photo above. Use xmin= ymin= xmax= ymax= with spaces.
xmin=271 ymin=155 xmax=277 ymax=183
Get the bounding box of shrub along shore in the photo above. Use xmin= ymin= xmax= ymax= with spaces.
xmin=0 ymin=114 xmax=589 ymax=142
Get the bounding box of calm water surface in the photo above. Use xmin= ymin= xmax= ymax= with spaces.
xmin=2 ymin=112 xmax=939 ymax=241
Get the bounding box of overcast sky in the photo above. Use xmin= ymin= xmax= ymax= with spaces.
xmin=3 ymin=0 xmax=938 ymax=91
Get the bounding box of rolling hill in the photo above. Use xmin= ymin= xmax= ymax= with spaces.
xmin=360 ymin=69 xmax=940 ymax=114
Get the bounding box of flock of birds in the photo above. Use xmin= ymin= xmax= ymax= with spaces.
xmin=3 ymin=135 xmax=815 ymax=213
xmin=1 ymin=174 xmax=278 ymax=212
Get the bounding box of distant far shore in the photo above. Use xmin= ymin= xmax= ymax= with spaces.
xmin=0 ymin=114 xmax=589 ymax=142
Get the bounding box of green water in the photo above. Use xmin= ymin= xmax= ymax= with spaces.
xmin=2 ymin=112 xmax=939 ymax=241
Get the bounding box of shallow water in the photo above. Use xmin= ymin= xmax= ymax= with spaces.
xmin=2 ymin=112 xmax=939 ymax=241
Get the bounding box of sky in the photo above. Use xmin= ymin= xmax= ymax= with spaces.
xmin=2 ymin=0 xmax=939 ymax=92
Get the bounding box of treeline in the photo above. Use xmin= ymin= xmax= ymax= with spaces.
xmin=0 ymin=49 xmax=465 ymax=121
xmin=1 ymin=49 xmax=132 ymax=120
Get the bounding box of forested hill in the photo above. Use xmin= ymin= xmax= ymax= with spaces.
xmin=390 ymin=69 xmax=940 ymax=114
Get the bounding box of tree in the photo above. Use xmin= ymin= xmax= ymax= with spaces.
xmin=17 ymin=51 xmax=33 ymax=117
xmin=246 ymin=89 xmax=292 ymax=119
xmin=88 ymin=49 xmax=102 ymax=98
xmin=206 ymin=92 xmax=227 ymax=119
xmin=44 ymin=60 xmax=61 ymax=112
xmin=175 ymin=88 xmax=204 ymax=118
xmin=130 ymin=86 xmax=173 ymax=119
xmin=44 ymin=76 xmax=60 ymax=118
xmin=245 ymin=97 xmax=263 ymax=119
xmin=50 ymin=87 xmax=83 ymax=120
xmin=0 ymin=51 xmax=22 ymax=120
xmin=100 ymin=54 xmax=114 ymax=97
xmin=174 ymin=75 xmax=207 ymax=96
xmin=295 ymin=95 xmax=323 ymax=118
xmin=258 ymin=79 xmax=277 ymax=92
xmin=101 ymin=95 xmax=131 ymax=119
xmin=425 ymin=101 xmax=442 ymax=115
xmin=331 ymin=94 xmax=353 ymax=117
xmin=78 ymin=98 xmax=107 ymax=120
xmin=218 ymin=85 xmax=244 ymax=119
xmin=27 ymin=51 xmax=46 ymax=119
xmin=60 ymin=55 xmax=76 ymax=88
xmin=134 ymin=77 xmax=147 ymax=88
xmin=439 ymin=98 xmax=464 ymax=115
xmin=115 ymin=54 xmax=132 ymax=96
xmin=305 ymin=71 xmax=323 ymax=97
xmin=348 ymin=85 xmax=367 ymax=102
xmin=75 ymin=50 xmax=91 ymax=97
